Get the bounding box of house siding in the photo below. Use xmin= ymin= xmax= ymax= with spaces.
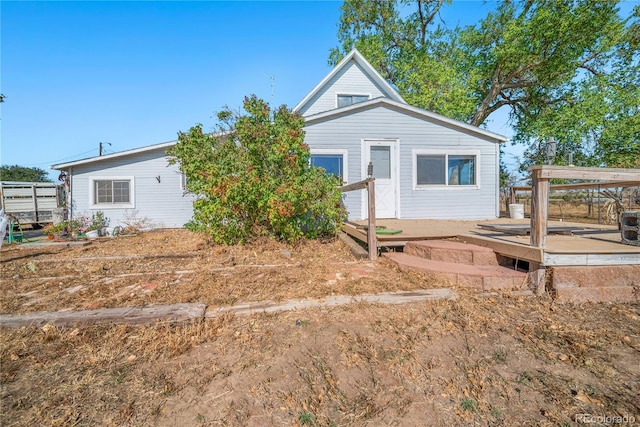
xmin=68 ymin=148 xmax=194 ymax=228
xmin=298 ymin=60 xmax=389 ymax=117
xmin=304 ymin=104 xmax=500 ymax=220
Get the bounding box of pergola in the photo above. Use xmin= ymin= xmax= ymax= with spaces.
xmin=528 ymin=166 xmax=640 ymax=249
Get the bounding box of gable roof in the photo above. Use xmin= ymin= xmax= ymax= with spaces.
xmin=304 ymin=97 xmax=509 ymax=143
xmin=293 ymin=49 xmax=406 ymax=113
xmin=51 ymin=140 xmax=177 ymax=170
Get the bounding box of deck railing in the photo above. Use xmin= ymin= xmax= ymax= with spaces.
xmin=339 ymin=178 xmax=377 ymax=261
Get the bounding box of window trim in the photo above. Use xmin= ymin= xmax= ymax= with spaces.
xmin=412 ymin=149 xmax=480 ymax=190
xmin=89 ymin=176 xmax=135 ymax=208
xmin=310 ymin=149 xmax=348 ymax=185
xmin=335 ymin=93 xmax=371 ymax=109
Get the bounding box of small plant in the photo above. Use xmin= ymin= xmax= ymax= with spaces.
xmin=89 ymin=211 xmax=109 ymax=231
xmin=490 ymin=406 xmax=503 ymax=419
xmin=42 ymin=223 xmax=56 ymax=236
xmin=122 ymin=209 xmax=152 ymax=233
xmin=298 ymin=411 xmax=316 ymax=425
xmin=43 ymin=211 xmax=110 ymax=238
xmin=44 ymin=219 xmax=75 ymax=237
xmin=460 ymin=397 xmax=477 ymax=412
xmin=493 ymin=349 xmax=507 ymax=363
xmin=516 ymin=371 xmax=532 ymax=385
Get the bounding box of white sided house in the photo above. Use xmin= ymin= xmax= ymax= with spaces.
xmin=52 ymin=49 xmax=507 ymax=228
xmin=52 ymin=142 xmax=194 ymax=229
xmin=298 ymin=49 xmax=508 ymax=220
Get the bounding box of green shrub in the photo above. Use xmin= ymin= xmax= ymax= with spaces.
xmin=168 ymin=95 xmax=342 ymax=244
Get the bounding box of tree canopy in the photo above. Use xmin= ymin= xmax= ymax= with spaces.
xmin=331 ymin=0 xmax=639 ymax=170
xmin=167 ymin=95 xmax=343 ymax=244
xmin=0 ymin=165 xmax=51 ymax=182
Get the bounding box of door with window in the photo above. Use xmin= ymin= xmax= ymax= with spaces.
xmin=364 ymin=140 xmax=398 ymax=218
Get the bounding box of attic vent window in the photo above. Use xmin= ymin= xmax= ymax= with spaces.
xmin=337 ymin=94 xmax=369 ymax=108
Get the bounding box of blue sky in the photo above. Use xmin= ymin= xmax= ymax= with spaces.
xmin=0 ymin=1 xmax=546 ymax=180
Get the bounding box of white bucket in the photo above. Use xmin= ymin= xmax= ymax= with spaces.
xmin=86 ymin=230 xmax=99 ymax=240
xmin=509 ymin=204 xmax=525 ymax=219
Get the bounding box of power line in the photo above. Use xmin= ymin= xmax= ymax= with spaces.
xmin=22 ymin=148 xmax=99 ymax=167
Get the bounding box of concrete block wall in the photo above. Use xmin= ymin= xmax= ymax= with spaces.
xmin=550 ymin=265 xmax=640 ymax=303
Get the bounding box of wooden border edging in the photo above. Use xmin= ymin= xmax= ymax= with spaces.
xmin=205 ymin=289 xmax=458 ymax=317
xmin=0 ymin=290 xmax=459 ymax=329
xmin=338 ymin=232 xmax=369 ymax=259
xmin=0 ymin=303 xmax=207 ymax=328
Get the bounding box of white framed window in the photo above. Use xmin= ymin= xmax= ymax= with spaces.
xmin=413 ymin=150 xmax=480 ymax=189
xmin=89 ymin=176 xmax=135 ymax=208
xmin=310 ymin=149 xmax=348 ymax=185
xmin=336 ymin=93 xmax=370 ymax=108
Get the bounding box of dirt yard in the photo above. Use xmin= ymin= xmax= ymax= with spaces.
xmin=1 ymin=230 xmax=639 ymax=426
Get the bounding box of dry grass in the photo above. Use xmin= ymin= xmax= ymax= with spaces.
xmin=1 ymin=229 xmax=639 ymax=425
xmin=0 ymin=230 xmax=429 ymax=314
xmin=2 ymin=297 xmax=638 ymax=426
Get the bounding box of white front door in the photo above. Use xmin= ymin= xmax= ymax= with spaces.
xmin=364 ymin=140 xmax=398 ymax=219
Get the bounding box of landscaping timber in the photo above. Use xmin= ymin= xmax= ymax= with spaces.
xmin=0 ymin=303 xmax=207 ymax=328
xmin=0 ymin=290 xmax=458 ymax=329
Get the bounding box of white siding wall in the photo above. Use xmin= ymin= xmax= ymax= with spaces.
xmin=298 ymin=60 xmax=389 ymax=117
xmin=69 ymin=148 xmax=195 ymax=228
xmin=304 ymin=105 xmax=500 ymax=220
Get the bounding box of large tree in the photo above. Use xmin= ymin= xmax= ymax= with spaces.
xmin=0 ymin=165 xmax=51 ymax=182
xmin=167 ymin=95 xmax=343 ymax=244
xmin=514 ymin=4 xmax=640 ymax=169
xmin=331 ymin=0 xmax=637 ymax=169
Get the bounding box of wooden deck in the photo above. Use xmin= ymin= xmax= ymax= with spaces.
xmin=344 ymin=218 xmax=640 ymax=267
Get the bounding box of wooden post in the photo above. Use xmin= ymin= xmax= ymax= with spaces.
xmin=530 ymin=169 xmax=550 ymax=248
xmin=509 ymin=187 xmax=516 ymax=205
xmin=597 ymin=184 xmax=601 ymax=224
xmin=366 ymin=179 xmax=377 ymax=261
xmin=32 ymin=184 xmax=39 ymax=223
xmin=337 ymin=178 xmax=378 ymax=261
xmin=529 ymin=169 xmax=549 ymax=294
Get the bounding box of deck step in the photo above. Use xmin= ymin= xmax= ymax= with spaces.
xmin=405 ymin=240 xmax=499 ymax=266
xmin=383 ymin=253 xmax=528 ymax=291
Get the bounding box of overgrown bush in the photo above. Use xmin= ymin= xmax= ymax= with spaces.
xmin=168 ymin=95 xmax=343 ymax=244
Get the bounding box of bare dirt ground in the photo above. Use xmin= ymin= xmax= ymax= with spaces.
xmin=1 ymin=229 xmax=639 ymax=426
